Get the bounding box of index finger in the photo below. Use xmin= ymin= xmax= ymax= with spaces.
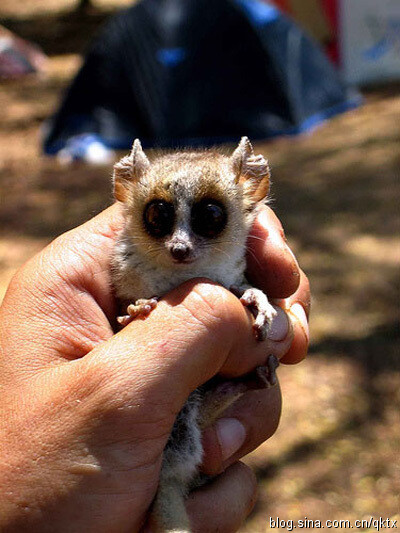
xmin=246 ymin=205 xmax=301 ymax=299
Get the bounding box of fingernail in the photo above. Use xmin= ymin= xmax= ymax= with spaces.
xmin=215 ymin=418 xmax=246 ymax=461
xmin=267 ymin=306 xmax=290 ymax=341
xmin=289 ymin=303 xmax=309 ymax=340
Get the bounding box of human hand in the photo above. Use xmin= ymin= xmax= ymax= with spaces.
xmin=0 ymin=203 xmax=309 ymax=532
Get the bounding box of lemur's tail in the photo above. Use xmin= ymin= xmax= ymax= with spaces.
xmin=151 ymin=478 xmax=191 ymax=533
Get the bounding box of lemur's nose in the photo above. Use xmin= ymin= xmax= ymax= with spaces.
xmin=170 ymin=243 xmax=191 ymax=262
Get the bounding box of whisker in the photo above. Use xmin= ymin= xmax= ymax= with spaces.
xmin=246 ymin=248 xmax=262 ymax=269
xmin=212 ymin=245 xmax=233 ymax=262
xmin=247 ymin=234 xmax=265 ymax=243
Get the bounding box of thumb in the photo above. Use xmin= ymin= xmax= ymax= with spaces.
xmin=76 ymin=279 xmax=269 ymax=435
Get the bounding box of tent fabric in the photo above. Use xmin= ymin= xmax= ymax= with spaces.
xmin=43 ymin=0 xmax=360 ymax=155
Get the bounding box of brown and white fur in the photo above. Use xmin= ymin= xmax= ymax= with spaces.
xmin=111 ymin=137 xmax=277 ymax=532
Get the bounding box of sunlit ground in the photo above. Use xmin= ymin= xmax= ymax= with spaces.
xmin=1 ymin=1 xmax=399 ymax=530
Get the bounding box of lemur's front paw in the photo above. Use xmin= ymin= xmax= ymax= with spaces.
xmin=117 ymin=298 xmax=158 ymax=327
xmin=231 ymin=286 xmax=277 ymax=342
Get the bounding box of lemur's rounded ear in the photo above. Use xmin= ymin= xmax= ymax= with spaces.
xmin=230 ymin=137 xmax=270 ymax=205
xmin=113 ymin=139 xmax=150 ymax=202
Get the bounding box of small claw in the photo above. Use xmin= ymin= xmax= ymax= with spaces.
xmin=141 ymin=304 xmax=154 ymax=316
xmin=145 ymin=299 xmax=158 ymax=315
xmin=230 ymin=356 xmax=279 ymax=391
xmin=117 ymin=314 xmax=133 ymax=327
xmin=255 ymin=356 xmax=280 ymax=388
xmin=253 ymin=322 xmax=267 ymax=342
xmin=240 ymin=293 xmax=256 ymax=307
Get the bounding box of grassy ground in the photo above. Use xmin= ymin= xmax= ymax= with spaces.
xmin=1 ymin=2 xmax=399 ymax=531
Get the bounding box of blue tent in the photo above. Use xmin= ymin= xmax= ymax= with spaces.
xmin=43 ymin=0 xmax=360 ymax=156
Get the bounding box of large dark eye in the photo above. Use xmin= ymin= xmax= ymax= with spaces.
xmin=191 ymin=199 xmax=227 ymax=238
xmin=143 ymin=200 xmax=175 ymax=238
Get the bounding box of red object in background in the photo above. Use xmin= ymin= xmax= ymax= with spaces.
xmin=271 ymin=0 xmax=289 ymax=11
xmin=267 ymin=0 xmax=339 ymax=64
xmin=322 ymin=0 xmax=339 ymax=63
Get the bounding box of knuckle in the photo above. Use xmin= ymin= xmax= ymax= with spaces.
xmin=183 ymin=281 xmax=246 ymax=334
xmin=297 ymin=269 xmax=312 ymax=317
xmin=5 ymin=268 xmax=23 ymax=295
xmin=274 ymin=222 xmax=286 ymax=242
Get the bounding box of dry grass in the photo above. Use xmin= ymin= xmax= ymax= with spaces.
xmin=1 ymin=1 xmax=399 ymax=530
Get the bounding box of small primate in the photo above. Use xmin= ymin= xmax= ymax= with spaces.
xmin=111 ymin=137 xmax=278 ymax=532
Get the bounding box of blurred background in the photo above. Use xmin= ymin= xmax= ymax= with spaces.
xmin=0 ymin=0 xmax=399 ymax=530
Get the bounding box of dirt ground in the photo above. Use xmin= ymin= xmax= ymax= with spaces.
xmin=1 ymin=1 xmax=399 ymax=531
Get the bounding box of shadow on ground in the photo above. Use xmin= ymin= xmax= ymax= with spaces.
xmin=255 ymin=321 xmax=400 ymax=481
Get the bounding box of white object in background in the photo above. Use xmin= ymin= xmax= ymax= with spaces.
xmin=339 ymin=0 xmax=400 ymax=85
xmin=56 ymin=134 xmax=115 ymax=166
xmin=84 ymin=140 xmax=115 ymax=165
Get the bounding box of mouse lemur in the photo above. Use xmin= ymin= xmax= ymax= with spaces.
xmin=111 ymin=137 xmax=278 ymax=532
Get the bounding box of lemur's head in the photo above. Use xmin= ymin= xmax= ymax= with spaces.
xmin=113 ymin=137 xmax=270 ymax=268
